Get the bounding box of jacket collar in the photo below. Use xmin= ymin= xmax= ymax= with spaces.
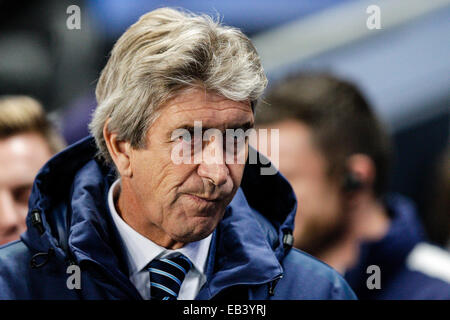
xmin=196 ymin=188 xmax=284 ymax=299
xmin=366 ymin=194 xmax=425 ymax=269
xmin=345 ymin=193 xmax=426 ymax=287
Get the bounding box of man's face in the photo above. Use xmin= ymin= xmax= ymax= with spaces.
xmin=123 ymin=88 xmax=253 ymax=245
xmin=0 ymin=132 xmax=53 ymax=245
xmin=262 ymin=120 xmax=346 ymax=254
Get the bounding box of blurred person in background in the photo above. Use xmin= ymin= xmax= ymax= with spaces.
xmin=424 ymin=148 xmax=450 ymax=250
xmin=256 ymin=73 xmax=450 ymax=299
xmin=0 ymin=96 xmax=65 ymax=246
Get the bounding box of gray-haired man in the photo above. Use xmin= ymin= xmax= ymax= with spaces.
xmin=0 ymin=8 xmax=355 ymax=300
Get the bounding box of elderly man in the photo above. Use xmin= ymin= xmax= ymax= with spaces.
xmin=0 ymin=8 xmax=355 ymax=300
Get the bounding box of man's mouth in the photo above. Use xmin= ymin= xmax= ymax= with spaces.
xmin=184 ymin=193 xmax=221 ymax=204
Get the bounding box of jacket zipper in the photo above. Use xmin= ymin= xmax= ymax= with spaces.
xmin=268 ymin=274 xmax=283 ymax=296
xmin=206 ymin=273 xmax=284 ymax=300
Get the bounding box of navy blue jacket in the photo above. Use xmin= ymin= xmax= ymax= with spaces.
xmin=345 ymin=194 xmax=450 ymax=299
xmin=0 ymin=137 xmax=356 ymax=300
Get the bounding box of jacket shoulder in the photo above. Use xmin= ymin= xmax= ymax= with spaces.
xmin=0 ymin=239 xmax=30 ymax=256
xmin=0 ymin=240 xmax=32 ymax=270
xmin=275 ymin=248 xmax=357 ymax=300
xmin=384 ymin=242 xmax=450 ymax=299
xmin=0 ymin=240 xmax=33 ymax=299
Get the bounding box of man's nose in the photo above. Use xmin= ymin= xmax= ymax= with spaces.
xmin=0 ymin=191 xmax=23 ymax=236
xmin=197 ymin=162 xmax=229 ymax=187
xmin=197 ymin=138 xmax=229 ymax=187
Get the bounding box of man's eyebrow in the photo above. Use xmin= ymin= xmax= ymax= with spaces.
xmin=176 ymin=124 xmax=196 ymax=131
xmin=226 ymin=121 xmax=254 ymax=131
xmin=175 ymin=121 xmax=254 ymax=132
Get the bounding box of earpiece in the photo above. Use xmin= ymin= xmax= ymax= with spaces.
xmin=343 ymin=172 xmax=363 ymax=192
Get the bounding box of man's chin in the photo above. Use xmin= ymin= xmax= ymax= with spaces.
xmin=171 ymin=217 xmax=218 ymax=243
xmin=294 ymin=224 xmax=348 ymax=255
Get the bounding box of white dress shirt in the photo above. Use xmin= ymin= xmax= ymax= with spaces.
xmin=108 ymin=179 xmax=212 ymax=300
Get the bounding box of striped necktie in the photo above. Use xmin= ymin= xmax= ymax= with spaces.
xmin=147 ymin=254 xmax=193 ymax=300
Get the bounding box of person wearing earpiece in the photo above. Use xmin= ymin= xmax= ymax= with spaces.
xmin=255 ymin=73 xmax=450 ymax=299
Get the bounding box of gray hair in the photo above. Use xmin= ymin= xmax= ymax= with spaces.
xmin=89 ymin=7 xmax=267 ymax=164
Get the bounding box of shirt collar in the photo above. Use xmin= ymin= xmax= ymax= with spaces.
xmin=108 ymin=179 xmax=212 ymax=276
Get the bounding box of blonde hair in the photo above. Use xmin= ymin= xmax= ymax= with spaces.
xmin=90 ymin=7 xmax=267 ymax=164
xmin=0 ymin=96 xmax=65 ymax=153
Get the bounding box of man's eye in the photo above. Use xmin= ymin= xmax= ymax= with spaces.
xmin=177 ymin=132 xmax=202 ymax=145
xmin=13 ymin=185 xmax=32 ymax=205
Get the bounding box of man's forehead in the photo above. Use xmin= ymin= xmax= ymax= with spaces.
xmin=160 ymin=88 xmax=253 ymax=129
xmin=0 ymin=134 xmax=50 ymax=186
xmin=169 ymin=96 xmax=251 ymax=114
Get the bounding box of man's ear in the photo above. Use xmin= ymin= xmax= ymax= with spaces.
xmin=346 ymin=154 xmax=376 ymax=189
xmin=103 ymin=119 xmax=133 ymax=177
